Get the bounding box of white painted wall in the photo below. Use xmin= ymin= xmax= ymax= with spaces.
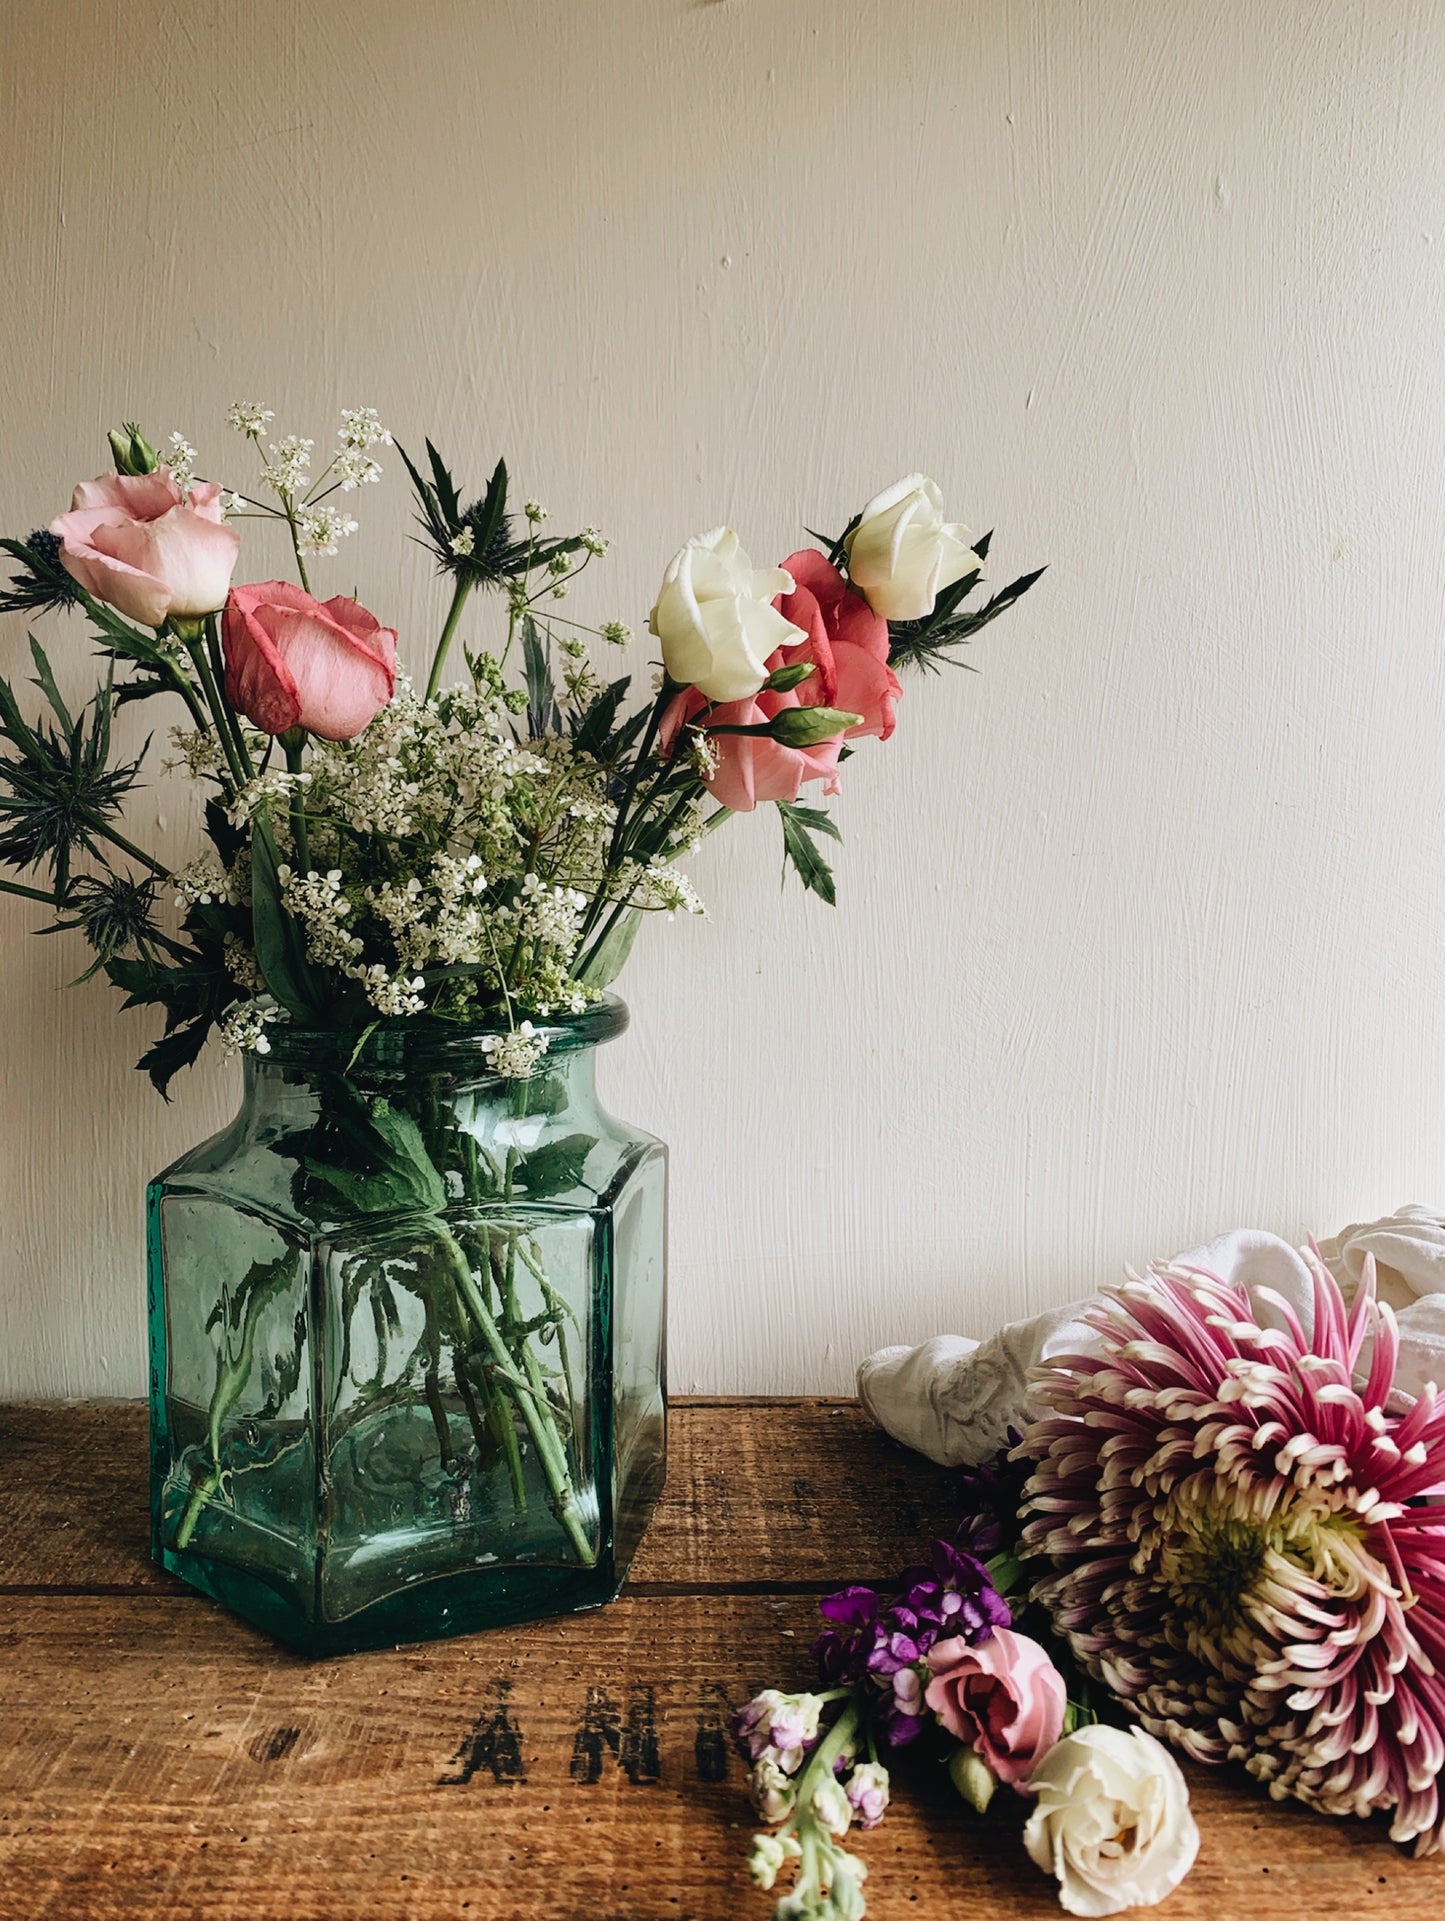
xmin=4 ymin=0 xmax=1445 ymax=1400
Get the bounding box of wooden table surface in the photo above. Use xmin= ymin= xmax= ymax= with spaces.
xmin=0 ymin=1397 xmax=1440 ymax=1920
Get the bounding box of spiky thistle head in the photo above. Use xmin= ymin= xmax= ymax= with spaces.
xmin=397 ymin=439 xmax=586 ymax=590
xmin=1019 ymin=1251 xmax=1445 ymax=1855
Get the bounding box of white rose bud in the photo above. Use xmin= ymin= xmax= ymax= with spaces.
xmin=843 ymin=474 xmax=980 ymax=622
xmin=1022 ymin=1725 xmax=1199 ymax=1918
xmin=648 ymin=527 xmax=806 ymax=703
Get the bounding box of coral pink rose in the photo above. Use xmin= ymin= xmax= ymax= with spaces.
xmin=50 ymin=468 xmax=241 ymax=627
xmin=925 ymin=1629 xmax=1067 ymax=1788
xmin=222 ymin=580 xmax=398 ymax=739
xmin=660 ymin=676 xmax=843 ymax=813
xmin=775 ymin=549 xmax=902 ymax=741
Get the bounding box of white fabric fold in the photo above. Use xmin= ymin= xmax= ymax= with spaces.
xmin=857 ymin=1206 xmax=1445 ymax=1468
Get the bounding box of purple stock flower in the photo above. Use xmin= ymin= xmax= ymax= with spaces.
xmin=812 ymin=1585 xmax=882 ymax=1684
xmin=890 ymin=1539 xmax=1012 ymax=1654
xmin=812 ymin=1539 xmax=1012 ymax=1750
xmin=954 ymin=1428 xmax=1036 ymax=1559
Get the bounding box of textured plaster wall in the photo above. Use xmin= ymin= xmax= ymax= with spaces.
xmin=4 ymin=0 xmax=1445 ymax=1398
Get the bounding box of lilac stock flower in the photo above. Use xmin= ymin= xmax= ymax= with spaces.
xmin=844 ymin=1761 xmax=891 ymax=1829
xmin=730 ymin=1689 xmax=824 ymax=1774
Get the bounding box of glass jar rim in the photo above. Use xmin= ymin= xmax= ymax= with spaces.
xmin=250 ymin=992 xmax=629 ymax=1076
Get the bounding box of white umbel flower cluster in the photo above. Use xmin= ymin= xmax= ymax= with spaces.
xmin=481 ymin=1023 xmax=550 ymax=1079
xmin=218 ymin=1003 xmax=281 ymax=1057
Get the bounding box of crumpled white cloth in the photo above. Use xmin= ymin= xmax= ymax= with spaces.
xmin=857 ymin=1205 xmax=1445 ymax=1467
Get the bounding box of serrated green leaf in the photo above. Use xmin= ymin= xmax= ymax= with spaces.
xmin=777 ymin=799 xmax=838 ymax=905
xmin=138 ymin=1014 xmax=213 ymax=1098
xmin=521 ymin=616 xmax=558 ymax=739
xmin=514 ymin=1133 xmax=592 ymax=1198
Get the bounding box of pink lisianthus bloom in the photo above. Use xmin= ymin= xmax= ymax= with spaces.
xmin=222 ymin=580 xmax=398 ymax=740
xmin=925 ymin=1628 xmax=1067 ymax=1788
xmin=50 ymin=468 xmax=241 ymax=627
xmin=660 ymin=547 xmax=901 ymax=812
xmin=775 ymin=548 xmax=901 ymax=742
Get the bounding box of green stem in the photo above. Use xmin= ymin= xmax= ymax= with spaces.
xmin=93 ymin=821 xmax=172 ymax=881
xmin=0 ymin=875 xmax=59 ymax=905
xmin=204 ymin=615 xmax=255 ymax=780
xmin=426 ymin=577 xmax=474 ymax=701
xmin=285 ymin=506 xmax=313 ymax=595
xmin=438 ymin=1225 xmax=594 ymax=1566
xmin=182 ymin=630 xmax=251 ymax=792
xmin=282 ymin=731 xmax=311 ymax=872
xmin=573 ymin=788 xmax=696 ymax=979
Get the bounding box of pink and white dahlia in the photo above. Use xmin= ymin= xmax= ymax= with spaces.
xmin=1019 ymin=1252 xmax=1445 ymax=1852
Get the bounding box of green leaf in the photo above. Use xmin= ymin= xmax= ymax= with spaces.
xmin=944 ymin=566 xmax=1046 ymax=638
xmin=28 ymin=638 xmax=73 ymax=733
xmin=571 ymin=675 xmax=630 ymax=758
xmin=521 ymin=616 xmax=558 ymax=739
xmin=575 ymin=906 xmax=643 ymax=987
xmin=137 ymin=1014 xmax=213 ymax=1098
xmin=425 ymin=439 xmax=463 ymax=524
xmin=513 ymin=1133 xmax=592 ymax=1198
xmin=471 ymin=458 xmax=509 ymax=559
xmin=250 ymin=823 xmax=325 ymax=1022
xmin=776 ymin=801 xmax=840 ymax=843
xmin=304 ymin=1079 xmax=447 ymax=1218
xmin=203 ymin=796 xmax=246 ymax=867
xmin=777 ymin=799 xmax=839 ymax=905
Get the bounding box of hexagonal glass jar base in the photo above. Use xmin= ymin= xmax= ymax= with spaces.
xmin=147 ymin=999 xmax=667 ymax=1654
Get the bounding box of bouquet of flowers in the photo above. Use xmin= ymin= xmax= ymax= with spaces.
xmin=0 ymin=409 xmax=1040 ymax=1081
xmin=0 ymin=407 xmax=1042 ymax=1615
xmin=734 ymin=1249 xmax=1445 ymax=1917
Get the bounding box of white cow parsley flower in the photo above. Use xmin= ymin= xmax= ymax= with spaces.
xmin=296 ymin=504 xmax=359 ymax=556
xmin=226 ymin=402 xmax=275 ymax=438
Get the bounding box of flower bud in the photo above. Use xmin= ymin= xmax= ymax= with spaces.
xmin=108 ymin=423 xmax=159 ymax=476
xmin=748 ymin=1755 xmax=797 ymax=1822
xmin=948 ymin=1745 xmax=998 ymax=1813
xmin=768 ymin=705 xmax=862 ymax=748
xmin=811 ymin=1775 xmax=853 ymax=1839
xmin=843 ymin=1759 xmax=891 ymax=1829
xmin=764 ymin=660 xmax=816 ymax=693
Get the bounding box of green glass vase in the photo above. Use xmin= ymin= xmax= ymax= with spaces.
xmin=146 ymin=996 xmax=666 ymax=1654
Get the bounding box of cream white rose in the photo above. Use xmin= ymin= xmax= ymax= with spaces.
xmin=1022 ymin=1725 xmax=1199 ymax=1918
xmin=648 ymin=527 xmax=805 ymax=703
xmin=843 ymin=474 xmax=980 ymax=622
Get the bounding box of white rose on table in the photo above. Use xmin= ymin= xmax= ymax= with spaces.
xmin=648 ymin=527 xmax=805 ymax=703
xmin=843 ymin=474 xmax=980 ymax=622
xmin=1022 ymin=1725 xmax=1199 ymax=1918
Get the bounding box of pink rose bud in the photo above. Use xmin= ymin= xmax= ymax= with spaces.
xmin=222 ymin=580 xmax=398 ymax=740
xmin=50 ymin=469 xmax=241 ymax=627
xmin=925 ymin=1628 xmax=1067 ymax=1788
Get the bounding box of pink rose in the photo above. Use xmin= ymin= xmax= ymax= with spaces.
xmin=775 ymin=549 xmax=902 ymax=741
xmin=660 ymin=674 xmax=843 ymax=813
xmin=222 ymin=580 xmax=398 ymax=739
xmin=925 ymin=1629 xmax=1067 ymax=1787
xmin=49 ymin=468 xmax=241 ymax=627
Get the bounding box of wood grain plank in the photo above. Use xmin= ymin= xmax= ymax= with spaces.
xmin=0 ymin=1400 xmax=960 ymax=1594
xmin=0 ymin=1591 xmax=1438 ymax=1921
